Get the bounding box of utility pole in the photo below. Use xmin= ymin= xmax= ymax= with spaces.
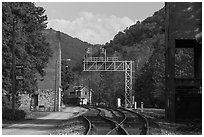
xmin=58 ymin=31 xmax=62 ymax=112
xmin=54 ymin=31 xmax=61 ymax=112
xmin=12 ymin=17 xmax=16 ymax=116
xmin=54 ymin=60 xmax=58 ymax=111
xmin=11 ymin=7 xmax=24 ymax=115
xmin=88 ymin=72 xmax=92 ymax=105
xmin=88 ymin=75 xmax=90 ymax=104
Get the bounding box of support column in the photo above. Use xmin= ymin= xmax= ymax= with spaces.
xmin=165 ymin=2 xmax=175 ymax=122
xmin=125 ymin=61 xmax=133 ymax=108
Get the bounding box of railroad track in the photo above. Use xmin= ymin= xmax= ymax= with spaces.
xmin=82 ymin=106 xmax=117 ymax=135
xmin=120 ymin=108 xmax=149 ymax=135
xmin=101 ymin=107 xmax=128 ymax=135
xmin=82 ymin=106 xmax=149 ymax=135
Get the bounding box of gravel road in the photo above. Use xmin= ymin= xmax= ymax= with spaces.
xmin=2 ymin=106 xmax=87 ymax=135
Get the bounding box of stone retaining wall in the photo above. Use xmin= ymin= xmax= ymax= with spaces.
xmin=18 ymin=89 xmax=56 ymax=112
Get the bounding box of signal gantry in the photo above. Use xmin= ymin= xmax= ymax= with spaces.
xmin=83 ymin=47 xmax=134 ymax=108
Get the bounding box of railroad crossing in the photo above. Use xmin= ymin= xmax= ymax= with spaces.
xmin=83 ymin=47 xmax=134 ymax=108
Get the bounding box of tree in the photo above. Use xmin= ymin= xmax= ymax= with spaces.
xmin=2 ymin=2 xmax=52 ymax=95
xmin=169 ymin=2 xmax=202 ymax=38
xmin=61 ymin=62 xmax=74 ymax=93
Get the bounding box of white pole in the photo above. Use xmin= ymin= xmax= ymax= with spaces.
xmin=134 ymin=101 xmax=137 ymax=109
xmin=59 ymin=87 xmax=61 ymax=111
xmin=117 ymin=98 xmax=121 ymax=108
xmin=141 ymin=102 xmax=144 ymax=112
xmin=105 ymin=48 xmax=106 ymax=61
xmin=89 ymin=89 xmax=92 ymax=105
xmin=132 ymin=96 xmax=135 ymax=106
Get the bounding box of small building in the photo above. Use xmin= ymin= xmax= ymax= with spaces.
xmin=66 ymin=86 xmax=93 ymax=105
xmin=30 ymin=89 xmax=56 ymax=111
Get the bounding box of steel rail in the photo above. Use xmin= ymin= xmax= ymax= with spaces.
xmin=93 ymin=106 xmax=117 ymax=128
xmin=82 ymin=115 xmax=92 ymax=135
xmin=111 ymin=108 xmax=127 ymax=125
xmin=81 ymin=106 xmax=93 ymax=135
xmin=82 ymin=106 xmax=149 ymax=135
xmin=121 ymin=108 xmax=149 ymax=135
xmin=95 ymin=106 xmax=129 ymax=135
xmin=82 ymin=106 xmax=116 ymax=135
xmin=105 ymin=108 xmax=129 ymax=135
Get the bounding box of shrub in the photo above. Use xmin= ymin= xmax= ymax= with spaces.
xmin=14 ymin=109 xmax=26 ymax=120
xmin=2 ymin=108 xmax=26 ymax=121
xmin=62 ymin=94 xmax=69 ymax=104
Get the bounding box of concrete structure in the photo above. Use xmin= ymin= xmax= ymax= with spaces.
xmin=165 ymin=2 xmax=202 ymax=122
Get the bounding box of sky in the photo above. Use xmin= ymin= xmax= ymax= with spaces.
xmin=36 ymin=2 xmax=164 ymax=44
